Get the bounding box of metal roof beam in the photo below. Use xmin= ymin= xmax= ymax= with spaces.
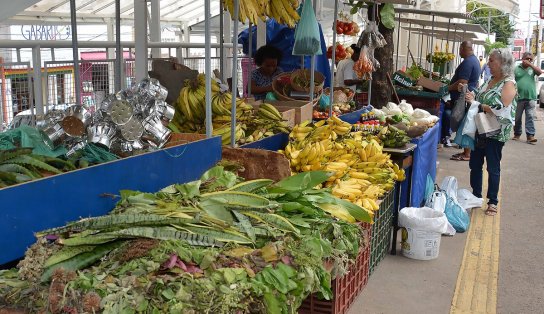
xmin=92 ymin=1 xmax=116 ymax=14
xmin=176 ymin=2 xmax=219 ymax=22
xmin=12 ymin=10 xmax=183 ymax=25
xmin=161 ymin=0 xmax=194 ymax=17
xmin=47 ymin=0 xmax=70 ymax=12
xmin=76 ymin=0 xmax=98 ymax=11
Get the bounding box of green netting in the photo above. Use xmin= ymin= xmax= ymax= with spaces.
xmin=0 ymin=126 xmax=118 ymax=164
xmin=0 ymin=126 xmax=67 ymax=157
xmin=76 ymin=143 xmax=119 ymax=164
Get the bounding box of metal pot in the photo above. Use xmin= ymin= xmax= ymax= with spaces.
xmin=65 ymin=141 xmax=86 ymax=158
xmin=154 ymin=100 xmax=175 ymax=121
xmin=87 ymin=123 xmax=117 ymax=149
xmin=62 ymin=105 xmax=91 ymax=137
xmin=119 ymin=117 xmax=144 ymax=141
xmin=41 ymin=122 xmax=67 ymax=149
xmin=108 ymin=99 xmax=134 ymax=126
xmin=143 ymin=115 xmax=171 ymax=148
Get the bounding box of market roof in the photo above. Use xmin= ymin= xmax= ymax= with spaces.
xmin=392 ymin=7 xmax=473 ymax=20
xmin=398 ymin=17 xmax=487 ymax=35
xmin=402 ymin=27 xmax=479 ymax=42
xmin=2 ymin=0 xmax=222 ymax=26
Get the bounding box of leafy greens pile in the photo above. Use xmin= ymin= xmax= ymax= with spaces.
xmin=0 ymin=167 xmax=370 ymax=313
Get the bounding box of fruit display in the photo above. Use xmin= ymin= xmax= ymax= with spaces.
xmin=280 ymin=117 xmax=406 ymax=219
xmin=0 ymin=166 xmax=369 ymax=313
xmin=377 ymin=125 xmax=411 ymax=148
xmin=313 ymin=109 xmax=338 ymax=120
xmin=222 ymin=0 xmax=300 ymax=28
xmin=326 ymin=44 xmax=348 ymax=63
xmin=354 ymin=46 xmax=374 ymax=79
xmin=335 ymin=20 xmax=360 ymax=36
xmin=172 ymin=74 xmax=290 ymax=145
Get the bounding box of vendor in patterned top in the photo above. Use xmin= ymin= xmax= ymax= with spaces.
xmin=464 ymin=48 xmax=517 ymax=216
xmin=250 ymin=45 xmax=284 ymax=100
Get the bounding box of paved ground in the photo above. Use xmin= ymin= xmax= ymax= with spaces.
xmin=348 ymin=108 xmax=544 ymax=314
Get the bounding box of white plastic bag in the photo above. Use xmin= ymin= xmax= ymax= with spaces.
xmin=462 ymin=102 xmax=480 ymax=139
xmin=425 ymin=191 xmax=456 ymax=236
xmin=457 ymin=189 xmax=484 ymax=210
xmin=440 ymin=176 xmax=458 ymax=203
xmin=399 ymin=207 xmax=450 ymax=234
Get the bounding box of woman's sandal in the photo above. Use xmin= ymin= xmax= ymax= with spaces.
xmin=450 ymin=154 xmax=470 ymax=161
xmin=485 ymin=204 xmax=498 ymax=216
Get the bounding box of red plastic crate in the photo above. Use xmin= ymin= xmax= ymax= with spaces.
xmin=298 ymin=231 xmax=371 ymax=314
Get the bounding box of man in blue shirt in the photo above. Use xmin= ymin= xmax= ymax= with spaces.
xmin=442 ymin=41 xmax=481 ymax=161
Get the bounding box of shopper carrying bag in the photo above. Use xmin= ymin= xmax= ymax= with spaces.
xmin=463 ymin=48 xmax=517 ymax=216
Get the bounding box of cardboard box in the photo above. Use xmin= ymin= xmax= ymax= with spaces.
xmin=417 ymin=76 xmax=447 ymax=94
xmin=269 ymin=100 xmax=314 ymax=124
xmin=392 ymin=71 xmax=416 ymax=87
xmin=248 ymin=100 xmax=298 ymax=127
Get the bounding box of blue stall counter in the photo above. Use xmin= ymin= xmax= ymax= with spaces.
xmin=0 ymin=135 xmax=222 ymax=265
xmin=241 ymin=133 xmax=289 ymax=151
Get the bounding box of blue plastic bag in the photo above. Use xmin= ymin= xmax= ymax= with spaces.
xmin=444 ymin=195 xmax=470 ymax=232
xmin=292 ymin=0 xmax=322 ymax=56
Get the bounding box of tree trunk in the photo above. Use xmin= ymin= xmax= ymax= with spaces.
xmin=361 ymin=4 xmax=394 ymax=109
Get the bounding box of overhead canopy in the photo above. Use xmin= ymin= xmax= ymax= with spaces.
xmin=403 ymin=27 xmax=479 ymax=42
xmin=3 ymin=0 xmax=223 ymax=26
xmin=399 ymin=17 xmax=487 ymax=34
xmin=394 ymin=7 xmax=473 ymax=20
xmin=467 ymin=0 xmax=520 ymax=16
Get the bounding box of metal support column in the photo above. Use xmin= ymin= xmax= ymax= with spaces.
xmin=395 ymin=13 xmax=401 ymax=70
xmin=204 ymin=0 xmax=213 ymax=138
xmin=329 ymin=0 xmax=339 ymax=117
xmin=428 ymin=15 xmax=435 ymax=78
xmin=219 ymin=1 xmax=224 ymax=82
xmin=134 ymin=0 xmax=148 ymax=82
xmin=248 ymin=23 xmax=253 ymax=97
xmin=115 ymin=0 xmax=122 ymax=91
xmin=230 ymin=0 xmax=240 ymax=147
xmin=150 ymin=0 xmax=161 ymax=58
xmin=32 ymin=46 xmax=44 ymax=116
xmin=406 ymin=22 xmax=412 ymax=67
xmin=70 ymin=0 xmax=81 ymax=105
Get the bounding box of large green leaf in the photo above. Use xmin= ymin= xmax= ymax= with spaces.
xmin=268 ymin=171 xmax=333 ymax=193
xmin=380 ymin=3 xmax=395 ymax=29
xmin=200 ymin=166 xmax=238 ymax=190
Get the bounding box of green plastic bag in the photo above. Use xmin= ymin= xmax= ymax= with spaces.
xmin=292 ymin=0 xmax=322 ymax=56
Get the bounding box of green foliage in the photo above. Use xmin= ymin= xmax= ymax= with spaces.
xmin=483 ymin=38 xmax=507 ymax=56
xmin=467 ymin=2 xmax=514 ymax=46
xmin=380 ymin=3 xmax=395 ymax=29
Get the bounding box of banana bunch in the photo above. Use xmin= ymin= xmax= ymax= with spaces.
xmin=257 ymin=103 xmax=291 ymax=134
xmin=175 ymin=74 xmax=219 ymax=126
xmin=213 ymin=123 xmax=245 ymax=145
xmin=281 ymin=118 xmax=408 ymax=215
xmin=267 ymin=0 xmax=301 ymax=28
xmin=222 ymin=0 xmax=300 ymax=28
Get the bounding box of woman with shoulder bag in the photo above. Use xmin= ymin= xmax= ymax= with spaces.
xmin=463 ymin=48 xmax=517 ymax=216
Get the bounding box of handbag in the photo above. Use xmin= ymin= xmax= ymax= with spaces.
xmin=450 ymin=85 xmax=468 ymax=132
xmin=475 ymin=111 xmax=501 ymax=138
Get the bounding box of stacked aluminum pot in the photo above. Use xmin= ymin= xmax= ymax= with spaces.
xmin=40 ymin=78 xmax=175 ymax=157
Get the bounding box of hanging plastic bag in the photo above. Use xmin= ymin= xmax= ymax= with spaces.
xmin=354 ymin=46 xmax=373 ymax=79
xmin=292 ymin=0 xmax=322 ymax=56
xmin=462 ymin=102 xmax=480 ymax=139
xmin=440 ymin=176 xmax=459 ymax=203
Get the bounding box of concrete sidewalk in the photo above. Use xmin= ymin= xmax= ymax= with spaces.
xmin=347 ymin=108 xmax=544 ymax=314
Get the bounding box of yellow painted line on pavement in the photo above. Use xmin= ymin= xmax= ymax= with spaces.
xmin=451 ymin=176 xmax=501 ymax=314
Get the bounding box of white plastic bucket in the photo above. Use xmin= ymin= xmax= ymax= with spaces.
xmin=401 ymin=227 xmax=441 ymax=260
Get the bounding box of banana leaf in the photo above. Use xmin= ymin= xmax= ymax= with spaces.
xmin=268 ymin=171 xmax=333 ymax=194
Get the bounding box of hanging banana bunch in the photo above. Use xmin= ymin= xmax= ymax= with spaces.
xmin=222 ymin=0 xmax=301 ymax=28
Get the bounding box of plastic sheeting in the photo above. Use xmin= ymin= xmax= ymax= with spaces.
xmin=400 ymin=123 xmax=440 ymax=208
xmin=238 ymin=19 xmax=331 ymax=87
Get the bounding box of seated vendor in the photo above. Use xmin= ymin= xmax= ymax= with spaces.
xmin=251 ymin=45 xmax=283 ymax=100
xmin=335 ymin=44 xmax=363 ymax=91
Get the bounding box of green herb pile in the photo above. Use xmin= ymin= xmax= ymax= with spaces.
xmin=0 ymin=167 xmax=370 ymax=313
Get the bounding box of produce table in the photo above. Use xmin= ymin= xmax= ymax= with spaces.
xmin=338 ymin=108 xmax=366 ymax=124
xmin=401 ymin=123 xmax=439 ymax=208
xmin=0 ymin=136 xmax=222 ymax=266
xmin=395 ymin=87 xmax=444 ymax=116
xmin=383 ymin=143 xmax=417 ymax=255
xmin=240 ymin=132 xmax=289 ymax=151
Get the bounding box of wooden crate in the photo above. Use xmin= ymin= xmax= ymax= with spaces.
xmin=270 ymin=100 xmax=314 ymax=124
